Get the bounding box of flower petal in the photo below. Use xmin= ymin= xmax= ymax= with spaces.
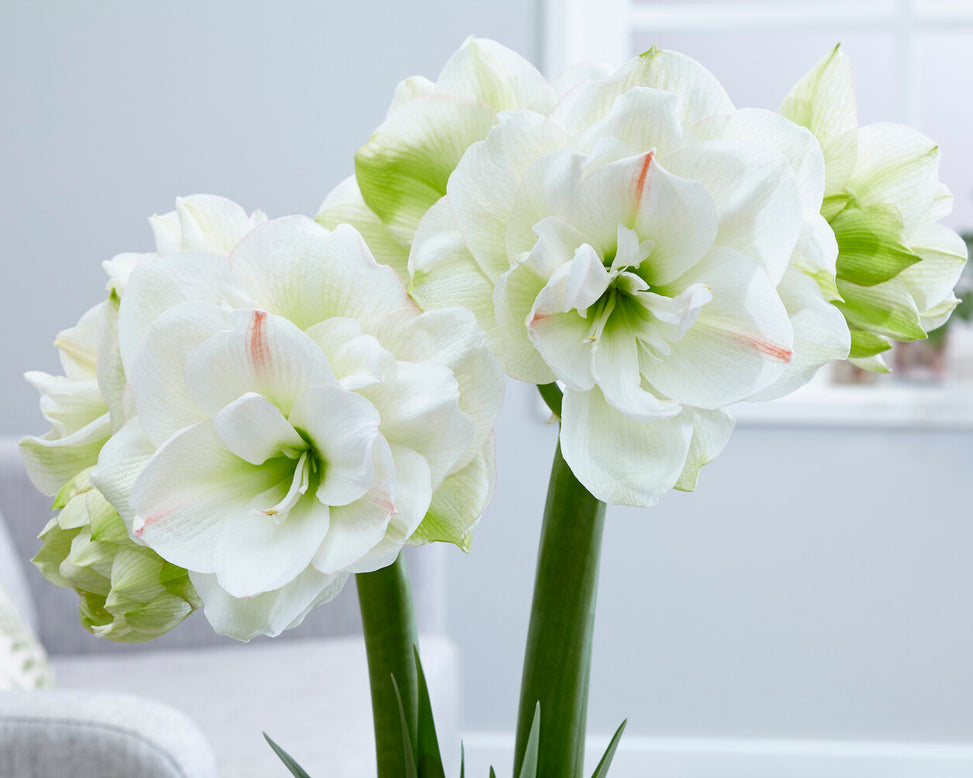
xmin=191 ymin=567 xmax=347 ymax=641
xmin=436 ymin=36 xmax=551 ymax=111
xmin=560 ymin=387 xmax=694 ymax=507
xmin=184 ymin=309 xmax=334 ymax=419
xmin=665 ymin=139 xmax=804 ymax=285
xmin=365 ymin=306 xmax=504 ymax=473
xmin=229 ymin=217 xmax=414 ymax=329
xmin=347 ymin=443 xmax=433 ymax=574
xmin=315 ymin=176 xmax=411 ymax=282
xmin=212 ymin=392 xmax=306 ymax=466
xmin=411 ymin=433 xmax=496 ymax=552
xmin=127 ymin=301 xmax=233 ymax=446
xmin=117 ymin=251 xmax=228 ymax=371
xmin=288 ymin=385 xmax=382 ymax=507
xmin=132 ymin=420 xmax=293 ymax=572
xmin=648 ymin=247 xmax=793 ymax=407
xmin=359 ymin=361 xmax=474 ymax=487
xmin=213 ymin=494 xmax=331 ymax=598
xmin=447 ymin=110 xmax=569 ymax=279
xmin=20 ymin=413 xmax=112 ymax=497
xmin=355 ymin=93 xmax=498 ymax=233
xmin=674 ymin=408 xmax=735 ymax=492
xmin=91 ymin=418 xmax=157 ymax=533
xmin=312 ymin=437 xmax=396 ymax=574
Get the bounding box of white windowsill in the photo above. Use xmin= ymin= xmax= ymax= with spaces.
xmin=731 ymin=383 xmax=973 ymax=431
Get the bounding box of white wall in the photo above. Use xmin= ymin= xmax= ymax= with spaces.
xmin=0 ymin=0 xmax=538 ymax=435
xmin=448 ymin=382 xmax=973 ymax=746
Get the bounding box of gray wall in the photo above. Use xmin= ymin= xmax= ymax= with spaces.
xmin=0 ymin=0 xmax=538 ymax=435
xmin=449 ymin=380 xmax=973 ymax=742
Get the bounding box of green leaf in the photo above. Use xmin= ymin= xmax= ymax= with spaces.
xmin=517 ymin=704 xmax=541 ymax=778
xmin=460 ymin=743 xmax=465 ymax=778
xmin=489 ymin=769 xmax=497 ymax=778
xmin=590 ymin=720 xmax=628 ymax=778
xmin=392 ymin=675 xmax=419 ymax=778
xmin=832 ymin=203 xmax=922 ymax=287
xmin=848 ymin=327 xmax=892 ymax=359
xmin=414 ymin=647 xmax=446 ymax=778
xmin=263 ymin=733 xmax=313 ymax=778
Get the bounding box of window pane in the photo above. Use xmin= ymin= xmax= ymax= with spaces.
xmin=917 ymin=32 xmax=973 ymax=231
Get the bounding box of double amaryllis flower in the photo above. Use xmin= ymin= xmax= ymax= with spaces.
xmin=23 ymin=195 xmax=501 ymax=641
xmin=781 ymin=46 xmax=967 ymax=370
xmin=359 ymin=47 xmax=852 ymax=507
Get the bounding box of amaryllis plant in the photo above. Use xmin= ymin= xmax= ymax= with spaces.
xmin=21 ymin=37 xmax=966 ymax=778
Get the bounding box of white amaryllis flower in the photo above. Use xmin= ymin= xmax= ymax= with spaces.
xmin=782 ymin=46 xmax=967 ymax=370
xmin=316 ymin=36 xmax=610 ymax=281
xmin=410 ymin=48 xmax=850 ymax=507
xmin=91 ymin=213 xmax=502 ymax=640
xmin=21 ymin=194 xmax=265 ymax=643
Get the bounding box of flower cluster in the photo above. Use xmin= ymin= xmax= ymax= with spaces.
xmin=23 ymin=196 xmax=501 ymax=641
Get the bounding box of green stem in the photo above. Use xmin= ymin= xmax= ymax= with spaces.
xmin=513 ymin=419 xmax=607 ymax=778
xmin=357 ymin=553 xmax=419 ymax=778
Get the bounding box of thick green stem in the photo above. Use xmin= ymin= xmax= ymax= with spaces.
xmin=357 ymin=554 xmax=419 ymax=778
xmin=514 ymin=434 xmax=607 ymax=778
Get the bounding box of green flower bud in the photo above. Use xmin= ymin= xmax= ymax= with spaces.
xmin=33 ymin=468 xmax=199 ymax=643
xmin=782 ymin=46 xmax=968 ymax=371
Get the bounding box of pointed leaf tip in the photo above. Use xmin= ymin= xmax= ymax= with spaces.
xmin=590 ymin=719 xmax=628 ymax=778
xmin=263 ymin=733 xmax=313 ymax=778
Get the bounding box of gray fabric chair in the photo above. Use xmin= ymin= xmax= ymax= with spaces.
xmin=0 ymin=437 xmax=460 ymax=777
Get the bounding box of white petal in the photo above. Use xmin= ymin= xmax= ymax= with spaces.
xmin=409 ymin=197 xmax=504 ymax=349
xmin=312 ymin=437 xmax=396 ymax=574
xmin=573 ymin=86 xmax=684 ymax=157
xmin=185 ymin=309 xmax=334 ymax=418
xmin=447 ymin=110 xmax=569 ymax=278
xmin=171 ymin=194 xmax=266 ymax=256
xmin=96 ymin=296 xmax=135 ymax=431
xmin=212 ymin=392 xmax=306 ymax=466
xmin=289 ymin=385 xmax=382 ymax=507
xmin=647 ymin=248 xmax=793 ymax=407
xmin=493 ymin=259 xmax=559 ymax=384
xmin=748 ymin=267 xmax=850 ymax=402
xmin=315 ymin=176 xmax=411 ymax=282
xmin=191 ymin=567 xmax=347 ymax=641
xmin=348 ymin=443 xmax=433 ymax=574
xmin=611 ymin=48 xmax=735 ymax=126
xmin=229 ymin=217 xmax=415 ymax=329
xmin=306 ymin=318 xmax=395 ymax=391
xmin=128 ymin=301 xmax=232 ymax=446
xmin=674 ymin=408 xmax=735 ymax=492
xmin=436 ymin=36 xmax=551 ymax=111
xmin=25 ymin=373 xmax=105 ymax=436
xmin=20 ymin=413 xmax=112 ymax=497
xmin=360 ymin=361 xmax=474 ymax=487
xmin=132 ymin=420 xmax=294 ymax=572
xmin=214 ymin=494 xmax=331 ymax=598
xmin=91 ymin=418 xmax=157 ymax=533
xmin=903 ymin=222 xmax=968 ymax=311
xmin=366 ymin=306 xmax=504 ymax=472
xmin=117 ymin=252 xmax=228 ymax=371
xmin=355 ymin=93 xmax=498 ymax=234
xmin=853 ymin=123 xmax=940 ymax=234
xmin=54 ymin=304 xmax=104 ymax=381
xmin=665 ymin=139 xmax=804 ymax=285
xmin=411 ymin=433 xmax=496 ymax=551
xmin=560 ymin=388 xmax=694 ymax=507
xmin=779 ymin=46 xmax=858 ymax=195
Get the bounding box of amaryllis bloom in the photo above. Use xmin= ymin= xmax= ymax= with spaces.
xmin=316 ymin=36 xmax=610 ymax=281
xmin=782 ymin=46 xmax=967 ymax=370
xmin=89 ymin=208 xmax=502 ymax=640
xmin=409 ymin=47 xmax=850 ymax=507
xmin=33 ymin=469 xmax=199 ymax=643
xmin=22 ymin=195 xmax=264 ymax=641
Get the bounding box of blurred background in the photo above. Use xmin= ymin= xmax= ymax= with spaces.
xmin=3 ymin=0 xmax=973 ymax=773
